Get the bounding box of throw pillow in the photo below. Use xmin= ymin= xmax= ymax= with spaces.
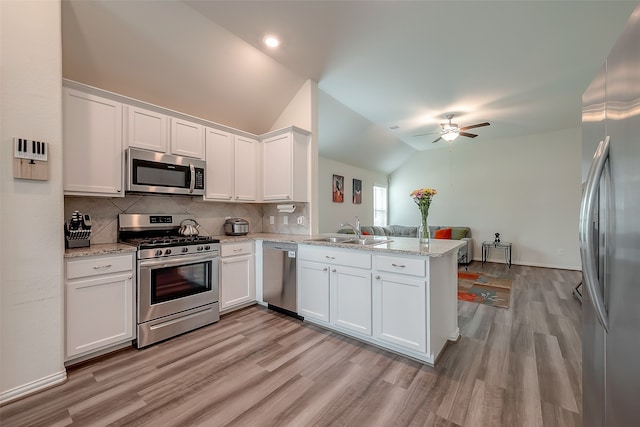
xmin=451 ymin=227 xmax=468 ymax=240
xmin=434 ymin=228 xmax=452 ymax=239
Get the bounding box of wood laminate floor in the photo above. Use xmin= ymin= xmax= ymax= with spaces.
xmin=0 ymin=262 xmax=583 ymax=427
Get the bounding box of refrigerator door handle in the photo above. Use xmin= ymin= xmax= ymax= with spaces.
xmin=579 ymin=136 xmax=610 ymax=332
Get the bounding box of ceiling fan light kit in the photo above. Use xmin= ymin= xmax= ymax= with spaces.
xmin=442 ymin=132 xmax=459 ymax=142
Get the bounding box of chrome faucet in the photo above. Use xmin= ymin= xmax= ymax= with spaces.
xmin=340 ymin=216 xmax=361 ymax=239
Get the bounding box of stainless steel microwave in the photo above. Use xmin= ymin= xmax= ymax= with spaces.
xmin=126 ymin=148 xmax=205 ymax=195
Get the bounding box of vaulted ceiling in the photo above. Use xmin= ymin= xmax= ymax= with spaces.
xmin=62 ymin=1 xmax=638 ymax=174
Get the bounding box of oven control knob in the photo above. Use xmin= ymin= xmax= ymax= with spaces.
xmin=155 ymin=250 xmax=163 ymax=256
xmin=182 ymin=247 xmax=189 ymax=253
xmin=197 ymin=246 xmax=203 ymax=251
xmin=165 ymin=249 xmax=172 ymax=255
xmin=204 ymin=245 xmax=211 ymax=250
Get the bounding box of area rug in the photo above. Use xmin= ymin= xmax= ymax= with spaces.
xmin=457 ymin=271 xmax=513 ymax=309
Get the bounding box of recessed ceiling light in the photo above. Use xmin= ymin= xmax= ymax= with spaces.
xmin=263 ymin=35 xmax=280 ymax=48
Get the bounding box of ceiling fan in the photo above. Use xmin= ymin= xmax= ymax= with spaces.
xmin=414 ymin=114 xmax=490 ymax=143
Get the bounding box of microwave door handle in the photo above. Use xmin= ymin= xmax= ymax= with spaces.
xmin=579 ymin=135 xmax=610 ymax=332
xmin=189 ymin=164 xmax=195 ymax=194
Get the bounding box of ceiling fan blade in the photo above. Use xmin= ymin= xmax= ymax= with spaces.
xmin=459 ymin=122 xmax=490 ymax=131
xmin=413 ymin=131 xmax=440 ymax=137
xmin=431 ymin=136 xmax=442 ymax=143
xmin=459 ymin=132 xmax=478 ymax=138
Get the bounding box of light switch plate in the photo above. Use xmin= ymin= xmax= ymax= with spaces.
xmin=283 ymin=216 xmax=288 ymax=225
xmin=269 ymin=216 xmax=274 ymax=225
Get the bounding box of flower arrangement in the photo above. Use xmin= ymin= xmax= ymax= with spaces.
xmin=410 ymin=188 xmax=437 ymax=243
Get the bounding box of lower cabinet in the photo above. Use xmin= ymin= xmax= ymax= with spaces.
xmin=297 ymin=246 xmax=372 ymax=335
xmin=65 ymin=253 xmax=135 ymax=361
xmin=297 ymin=260 xmax=330 ymax=322
xmin=373 ymin=273 xmax=427 ymax=353
xmin=220 ymin=241 xmax=255 ymax=312
xmin=331 ymin=266 xmax=372 ymax=336
xmin=297 ymin=245 xmax=453 ymax=365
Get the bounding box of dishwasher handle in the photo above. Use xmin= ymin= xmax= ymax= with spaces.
xmin=263 ymin=242 xmax=298 ymax=252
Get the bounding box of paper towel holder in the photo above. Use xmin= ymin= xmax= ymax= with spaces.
xmin=277 ymin=204 xmax=296 ymax=213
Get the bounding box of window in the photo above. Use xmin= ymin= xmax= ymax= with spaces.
xmin=373 ymin=186 xmax=388 ymax=226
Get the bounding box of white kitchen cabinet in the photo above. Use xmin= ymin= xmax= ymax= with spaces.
xmin=373 ymin=272 xmax=427 ymax=353
xmin=331 ymin=265 xmax=372 ymax=336
xmin=261 ymin=127 xmax=310 ymax=202
xmin=220 ymin=241 xmax=255 ymax=312
xmin=373 ymin=254 xmax=428 ymax=353
xmin=297 ymin=246 xmax=372 ymax=334
xmin=297 ymin=244 xmax=460 ymax=365
xmin=63 ymin=87 xmax=124 ymax=197
xmin=297 ymin=260 xmax=331 ymax=322
xmin=204 ymin=128 xmax=258 ymax=202
xmin=126 ymin=105 xmax=168 ymax=153
xmin=171 ymin=117 xmax=204 ymax=159
xmin=65 ymin=253 xmax=135 ymax=361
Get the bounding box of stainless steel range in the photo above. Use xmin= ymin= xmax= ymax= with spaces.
xmin=119 ymin=214 xmax=220 ymax=348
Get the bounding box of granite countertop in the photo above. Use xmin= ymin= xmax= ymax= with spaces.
xmin=215 ymin=233 xmax=465 ymax=257
xmin=64 ymin=243 xmax=137 ymax=258
xmin=65 ymin=234 xmax=464 ymax=259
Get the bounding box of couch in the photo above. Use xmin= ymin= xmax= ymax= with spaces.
xmin=337 ymin=224 xmax=473 ymax=266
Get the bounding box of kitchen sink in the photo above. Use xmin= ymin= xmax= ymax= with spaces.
xmin=304 ymin=236 xmax=393 ymax=246
xmin=343 ymin=238 xmax=394 ymax=246
xmin=305 ymin=236 xmax=353 ymax=243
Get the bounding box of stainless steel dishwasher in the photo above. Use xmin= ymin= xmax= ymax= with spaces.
xmin=262 ymin=242 xmax=299 ymax=318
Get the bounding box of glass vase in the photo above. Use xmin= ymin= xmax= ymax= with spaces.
xmin=420 ymin=214 xmax=429 ymax=244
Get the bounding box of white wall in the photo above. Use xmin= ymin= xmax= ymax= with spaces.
xmin=389 ymin=127 xmax=582 ymax=270
xmin=318 ymin=157 xmax=388 ymax=233
xmin=1 ymin=0 xmax=66 ymax=403
xmin=269 ymin=79 xmax=320 ymax=233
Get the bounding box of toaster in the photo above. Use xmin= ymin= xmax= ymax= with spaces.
xmin=224 ymin=218 xmax=249 ymax=236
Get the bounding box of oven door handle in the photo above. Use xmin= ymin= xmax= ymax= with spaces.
xmin=140 ymin=254 xmax=218 ymax=269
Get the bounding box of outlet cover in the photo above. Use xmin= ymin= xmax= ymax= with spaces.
xmin=283 ymin=216 xmax=288 ymax=225
xmin=269 ymin=216 xmax=274 ymax=225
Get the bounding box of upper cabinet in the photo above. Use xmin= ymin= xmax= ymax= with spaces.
xmin=62 ymin=81 xmax=312 ymax=203
xmin=204 ymin=128 xmax=258 ymax=202
xmin=63 ymin=87 xmax=124 ymax=197
xmin=261 ymin=127 xmax=311 ymax=202
xmin=171 ymin=118 xmax=204 ymax=160
xmin=126 ymin=106 xmax=204 ymax=159
xmin=126 ymin=105 xmax=168 ymax=153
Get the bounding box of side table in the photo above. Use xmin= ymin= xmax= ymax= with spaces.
xmin=482 ymin=241 xmax=512 ymax=268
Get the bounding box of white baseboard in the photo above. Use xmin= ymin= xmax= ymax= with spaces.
xmin=0 ymin=370 xmax=67 ymax=405
xmin=471 ymin=257 xmax=581 ymax=271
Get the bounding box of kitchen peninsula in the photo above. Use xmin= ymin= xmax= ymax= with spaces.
xmin=253 ymin=234 xmax=465 ymax=365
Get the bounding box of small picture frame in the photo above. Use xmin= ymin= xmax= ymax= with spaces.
xmin=352 ymin=179 xmax=362 ymax=204
xmin=332 ymin=174 xmax=344 ymax=203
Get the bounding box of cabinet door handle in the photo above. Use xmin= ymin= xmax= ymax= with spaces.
xmin=375 ymin=275 xmax=380 ymax=279
xmin=92 ymin=264 xmax=112 ymax=269
xmin=323 ymin=267 xmax=328 ymax=271
xmin=233 ymin=248 xmax=243 ymax=252
xmin=332 ymin=268 xmax=336 ymax=273
xmin=325 ymin=255 xmax=335 ymax=260
xmin=391 ymin=263 xmax=406 ymax=268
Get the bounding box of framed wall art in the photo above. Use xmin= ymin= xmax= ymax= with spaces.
xmin=332 ymin=174 xmax=344 ymax=203
xmin=353 ymin=178 xmax=362 ymax=204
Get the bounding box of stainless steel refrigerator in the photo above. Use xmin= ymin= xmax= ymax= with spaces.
xmin=580 ymin=5 xmax=640 ymax=427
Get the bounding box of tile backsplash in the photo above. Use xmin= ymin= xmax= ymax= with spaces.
xmin=64 ymin=195 xmax=310 ymax=244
